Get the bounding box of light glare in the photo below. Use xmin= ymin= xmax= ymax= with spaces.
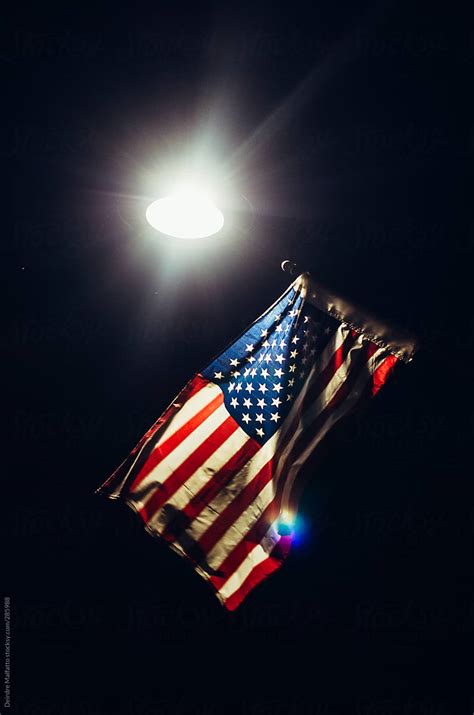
xmin=146 ymin=187 xmax=224 ymax=239
xmin=277 ymin=510 xmax=295 ymax=536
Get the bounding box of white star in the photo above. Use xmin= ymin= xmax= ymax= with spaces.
xmin=270 ymin=412 xmax=280 ymax=422
xmin=275 ymin=354 xmax=285 ymax=364
xmin=299 ymin=370 xmax=306 ymax=379
xmin=273 ymin=383 xmax=283 ymax=393
xmin=257 ymin=398 xmax=267 ymax=408
xmin=261 ymin=328 xmax=268 ymax=338
xmin=290 ymin=349 xmax=298 ymax=359
xmin=231 ymin=370 xmax=241 ymax=378
xmin=246 ymin=355 xmax=255 ymax=363
xmin=288 ymin=378 xmax=295 ymax=387
xmin=243 ymin=367 xmax=251 ymax=377
xmin=264 ymin=354 xmax=272 ymax=363
xmin=214 ymin=371 xmax=223 ymax=379
xmin=324 ymin=326 xmax=331 ymax=334
xmin=286 ymin=393 xmax=293 ymax=402
xmin=255 ymin=413 xmax=265 ymax=423
xmin=261 ymin=368 xmax=269 ymax=379
xmin=230 ymin=358 xmax=240 ymax=367
xmin=243 ymin=397 xmax=253 ymax=408
xmin=242 ymin=413 xmax=251 ymax=424
xmin=256 ymin=427 xmax=265 ymax=438
xmin=279 ymin=339 xmax=287 ymax=349
xmin=275 ymin=324 xmax=283 ymax=333
xmin=245 ymin=383 xmax=254 ymax=393
xmin=304 ymin=315 xmax=310 ymax=323
xmin=271 ymin=397 xmax=282 ymax=407
xmin=245 ymin=343 xmax=254 ymax=353
xmin=275 ymin=313 xmax=282 ymax=321
xmin=289 ymin=309 xmax=298 ymax=317
xmin=258 ymin=353 xmax=264 ymax=362
xmin=258 ymin=383 xmax=268 ymax=394
xmin=274 ymin=367 xmax=283 ymax=378
xmin=262 ymin=340 xmax=270 ymax=349
xmin=228 ymin=382 xmax=235 ymax=392
xmin=271 ymin=339 xmax=277 ymax=349
xmin=291 ymin=336 xmax=300 ymax=344
xmin=235 ymin=383 xmax=243 ymax=393
xmin=302 ymin=356 xmax=308 ymax=365
xmin=289 ymin=364 xmax=296 ymax=373
xmin=230 ymin=397 xmax=239 ymax=408
xmin=250 ymin=367 xmax=257 ymax=377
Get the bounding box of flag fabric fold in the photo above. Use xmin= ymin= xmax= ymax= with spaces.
xmin=96 ymin=272 xmax=415 ymax=610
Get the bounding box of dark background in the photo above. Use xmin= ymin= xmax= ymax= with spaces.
xmin=3 ymin=0 xmax=472 ymax=712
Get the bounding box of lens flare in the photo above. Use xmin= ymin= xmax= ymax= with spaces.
xmin=277 ymin=510 xmax=295 ymax=536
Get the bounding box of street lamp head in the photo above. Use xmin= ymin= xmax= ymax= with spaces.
xmin=146 ymin=184 xmax=224 ymax=239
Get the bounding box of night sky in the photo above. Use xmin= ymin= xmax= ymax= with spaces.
xmin=4 ymin=0 xmax=472 ymax=712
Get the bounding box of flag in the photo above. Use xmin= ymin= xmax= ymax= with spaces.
xmin=95 ymin=272 xmax=416 ymax=610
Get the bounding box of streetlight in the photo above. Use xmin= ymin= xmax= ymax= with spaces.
xmin=146 ymin=184 xmax=225 ymax=239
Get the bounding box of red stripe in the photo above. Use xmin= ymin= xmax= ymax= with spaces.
xmin=129 ymin=388 xmax=223 ymax=492
xmin=371 ymin=354 xmax=398 ymax=396
xmin=196 ymin=456 xmax=276 ymax=555
xmin=367 ymin=341 xmax=381 ymax=359
xmin=138 ymin=415 xmax=239 ymax=523
xmin=138 ymin=374 xmax=211 ymax=444
xmin=223 ymin=535 xmax=292 ymax=611
xmin=161 ymin=438 xmax=260 ymax=542
xmin=306 ymin=331 xmax=356 ymax=403
xmin=208 ymin=501 xmax=281 ymax=591
xmin=223 ymin=556 xmax=281 ymax=611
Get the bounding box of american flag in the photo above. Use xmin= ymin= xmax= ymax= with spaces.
xmin=96 ymin=272 xmax=415 ymax=610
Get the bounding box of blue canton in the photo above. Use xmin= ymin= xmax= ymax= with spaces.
xmin=202 ymin=283 xmax=338 ymax=445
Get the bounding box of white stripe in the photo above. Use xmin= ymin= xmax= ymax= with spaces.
xmin=204 ymin=479 xmax=279 ymax=570
xmin=218 ymin=525 xmax=281 ymax=601
xmin=177 ymin=435 xmax=278 ymax=541
xmin=154 ymin=380 xmax=222 ymax=448
xmin=147 ymin=425 xmax=250 ymax=534
xmin=130 ymin=402 xmax=229 ymax=506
